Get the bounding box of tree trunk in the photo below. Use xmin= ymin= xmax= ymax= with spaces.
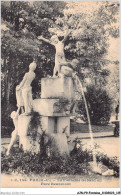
xmin=4 ymin=57 xmax=11 ymax=106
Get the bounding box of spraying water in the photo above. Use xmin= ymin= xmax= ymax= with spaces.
xmin=73 ymin=73 xmax=96 ymax=163
xmin=71 ymin=72 xmax=113 ymax=175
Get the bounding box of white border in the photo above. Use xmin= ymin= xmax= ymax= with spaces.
xmin=0 ymin=0 xmax=120 ymax=194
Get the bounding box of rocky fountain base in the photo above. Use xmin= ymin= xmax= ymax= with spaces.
xmin=17 ymin=76 xmax=75 ymax=156
xmin=6 ymin=68 xmax=118 ymax=177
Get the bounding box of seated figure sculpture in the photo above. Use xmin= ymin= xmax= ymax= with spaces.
xmin=38 ymin=30 xmax=71 ymax=77
xmin=16 ymin=61 xmax=37 ymax=115
xmin=59 ymin=59 xmax=80 ymax=115
xmin=60 ymin=59 xmax=79 ymax=77
xmin=6 ymin=108 xmax=20 ymax=156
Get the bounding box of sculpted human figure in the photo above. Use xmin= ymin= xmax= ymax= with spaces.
xmin=16 ymin=61 xmax=37 ymax=115
xmin=38 ymin=30 xmax=71 ymax=77
xmin=59 ymin=59 xmax=80 ymax=114
xmin=16 ymin=85 xmax=24 ymax=114
xmin=6 ymin=108 xmax=20 ymax=156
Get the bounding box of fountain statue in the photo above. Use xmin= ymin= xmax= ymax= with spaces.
xmin=6 ymin=62 xmax=37 ymax=155
xmin=16 ymin=61 xmax=37 ymax=115
xmin=38 ymin=30 xmax=71 ymax=77
xmin=58 ymin=59 xmax=81 ymax=114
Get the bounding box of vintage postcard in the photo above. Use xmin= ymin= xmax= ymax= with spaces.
xmin=1 ymin=0 xmax=120 ymax=191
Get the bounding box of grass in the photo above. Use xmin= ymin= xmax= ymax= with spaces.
xmin=70 ymin=120 xmax=114 ymax=134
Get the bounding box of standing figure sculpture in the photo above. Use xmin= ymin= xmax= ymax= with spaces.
xmin=38 ymin=30 xmax=71 ymax=77
xmin=16 ymin=61 xmax=37 ymax=115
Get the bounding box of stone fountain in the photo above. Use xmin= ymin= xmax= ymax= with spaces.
xmin=7 ymin=58 xmax=79 ymax=157
xmin=6 ymin=31 xmax=116 ymax=176
xmin=7 ymin=30 xmax=81 ymax=157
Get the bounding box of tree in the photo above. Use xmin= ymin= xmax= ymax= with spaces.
xmin=104 ymin=61 xmax=119 ymax=112
xmin=1 ymin=1 xmax=66 ymax=134
xmin=62 ymin=2 xmax=119 ymax=85
xmin=61 ymin=2 xmax=119 ymax=120
xmin=1 ymin=1 xmax=66 ymax=106
xmin=79 ymin=85 xmax=112 ymax=125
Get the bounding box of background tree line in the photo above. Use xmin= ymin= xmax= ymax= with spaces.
xmin=1 ymin=1 xmax=119 ymax=135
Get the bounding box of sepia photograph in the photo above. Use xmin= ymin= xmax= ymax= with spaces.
xmin=1 ymin=0 xmax=120 ymax=190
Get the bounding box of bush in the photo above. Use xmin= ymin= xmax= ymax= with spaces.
xmin=96 ymin=153 xmax=119 ymax=177
xmin=1 ymin=146 xmax=90 ymax=175
xmin=79 ymin=85 xmax=112 ymax=125
xmin=1 ymin=141 xmax=119 ymax=177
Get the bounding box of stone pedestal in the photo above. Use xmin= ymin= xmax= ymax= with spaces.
xmin=18 ymin=76 xmax=75 ymax=156
xmin=40 ymin=116 xmax=70 ymax=135
xmin=50 ymin=133 xmax=69 ymax=156
xmin=57 ymin=117 xmax=70 ymax=135
xmin=19 ymin=136 xmax=40 ymax=153
xmin=33 ymin=99 xmax=72 ymax=116
xmin=32 ymin=76 xmax=75 ymax=138
xmin=18 ymin=115 xmax=32 ymax=137
xmin=41 ymin=77 xmax=75 ymax=100
xmin=18 ymin=114 xmax=41 ymax=153
xmin=41 ymin=116 xmax=55 ymax=134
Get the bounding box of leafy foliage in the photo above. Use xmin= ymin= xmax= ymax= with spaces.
xmin=1 ymin=1 xmax=66 ymax=133
xmin=1 ymin=143 xmax=119 ymax=176
xmin=1 ymin=146 xmax=89 ymax=175
xmin=79 ymin=85 xmax=112 ymax=125
xmin=96 ymin=154 xmax=119 ymax=177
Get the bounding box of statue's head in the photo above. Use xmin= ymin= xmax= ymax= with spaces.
xmin=29 ymin=61 xmax=37 ymax=71
xmin=50 ymin=35 xmax=59 ymax=44
xmin=71 ymin=59 xmax=79 ymax=69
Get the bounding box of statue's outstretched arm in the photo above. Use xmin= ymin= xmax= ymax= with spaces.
xmin=38 ymin=36 xmax=54 ymax=46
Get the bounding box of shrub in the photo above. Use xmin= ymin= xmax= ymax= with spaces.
xmin=1 ymin=141 xmax=92 ymax=176
xmin=1 ymin=142 xmax=119 ymax=177
xmin=79 ymin=85 xmax=112 ymax=125
xmin=96 ymin=153 xmax=119 ymax=177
